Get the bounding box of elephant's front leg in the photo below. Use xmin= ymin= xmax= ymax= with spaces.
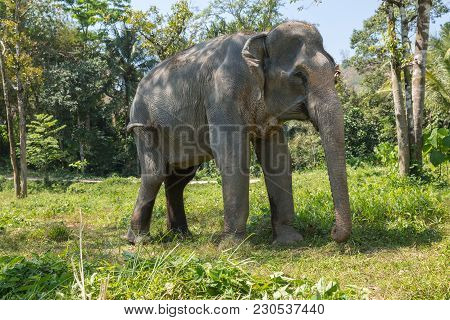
xmin=254 ymin=129 xmax=303 ymax=245
xmin=210 ymin=125 xmax=250 ymax=240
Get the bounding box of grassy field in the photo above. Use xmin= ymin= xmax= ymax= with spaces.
xmin=0 ymin=166 xmax=448 ymax=299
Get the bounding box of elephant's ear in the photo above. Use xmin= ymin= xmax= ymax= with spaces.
xmin=242 ymin=33 xmax=267 ymax=101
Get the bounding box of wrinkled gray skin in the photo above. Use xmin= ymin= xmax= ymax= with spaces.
xmin=126 ymin=21 xmax=351 ymax=245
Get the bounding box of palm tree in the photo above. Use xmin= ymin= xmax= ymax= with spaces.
xmin=105 ymin=21 xmax=156 ymax=127
xmin=425 ymin=22 xmax=450 ymax=128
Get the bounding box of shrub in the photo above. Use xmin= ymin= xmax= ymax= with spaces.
xmin=374 ymin=142 xmax=397 ymax=167
xmin=0 ymin=255 xmax=72 ymax=299
xmin=47 ymin=223 xmax=71 ymax=242
xmin=287 ymin=122 xmax=325 ymax=170
xmin=0 ymin=175 xmax=6 ymax=192
xmin=423 ymin=127 xmax=449 ymax=170
xmin=27 ymin=114 xmax=66 ymax=182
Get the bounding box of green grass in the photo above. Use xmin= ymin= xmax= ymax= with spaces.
xmin=0 ymin=167 xmax=448 ymax=299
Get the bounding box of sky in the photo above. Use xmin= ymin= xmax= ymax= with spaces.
xmin=130 ymin=0 xmax=449 ymax=62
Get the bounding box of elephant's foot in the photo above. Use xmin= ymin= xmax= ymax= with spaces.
xmin=124 ymin=228 xmax=150 ymax=245
xmin=272 ymin=225 xmax=303 ymax=245
xmin=218 ymin=231 xmax=247 ymax=249
xmin=168 ymin=226 xmax=192 ymax=239
xmin=331 ymin=223 xmax=351 ymax=243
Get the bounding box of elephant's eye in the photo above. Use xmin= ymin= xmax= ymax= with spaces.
xmin=293 ymin=70 xmax=307 ymax=84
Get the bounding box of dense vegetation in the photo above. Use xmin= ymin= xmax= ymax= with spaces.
xmin=0 ymin=0 xmax=449 ymax=300
xmin=0 ymin=0 xmax=448 ymax=180
xmin=0 ymin=167 xmax=448 ymax=299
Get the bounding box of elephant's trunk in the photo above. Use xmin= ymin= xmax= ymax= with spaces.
xmin=309 ymin=87 xmax=352 ymax=242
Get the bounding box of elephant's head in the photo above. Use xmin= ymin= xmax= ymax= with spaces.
xmin=242 ymin=21 xmax=351 ymax=242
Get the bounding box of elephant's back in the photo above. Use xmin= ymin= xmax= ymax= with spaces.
xmin=128 ymin=33 xmax=253 ymax=131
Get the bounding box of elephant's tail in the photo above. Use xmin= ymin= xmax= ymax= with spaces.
xmin=126 ymin=123 xmax=147 ymax=133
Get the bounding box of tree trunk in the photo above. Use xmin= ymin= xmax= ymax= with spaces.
xmin=16 ymin=51 xmax=27 ymax=197
xmin=77 ymin=113 xmax=86 ymax=172
xmin=15 ymin=1 xmax=27 ymax=197
xmin=412 ymin=0 xmax=432 ymax=168
xmin=387 ymin=3 xmax=410 ymax=176
xmin=400 ymin=3 xmax=414 ymax=158
xmin=0 ymin=42 xmax=21 ymax=197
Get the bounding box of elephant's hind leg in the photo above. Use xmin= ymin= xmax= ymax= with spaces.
xmin=127 ymin=127 xmax=165 ymax=244
xmin=127 ymin=174 xmax=164 ymax=244
xmin=164 ymin=166 xmax=198 ymax=235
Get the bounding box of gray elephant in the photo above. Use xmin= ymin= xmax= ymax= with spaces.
xmin=126 ymin=21 xmax=351 ymax=245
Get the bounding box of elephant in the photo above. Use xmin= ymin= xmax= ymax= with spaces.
xmin=126 ymin=20 xmax=352 ymax=245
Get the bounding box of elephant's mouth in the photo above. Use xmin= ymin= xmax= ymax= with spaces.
xmin=277 ymin=97 xmax=308 ymax=121
xmin=295 ymin=100 xmax=308 ymax=113
xmin=292 ymin=97 xmax=309 ymax=120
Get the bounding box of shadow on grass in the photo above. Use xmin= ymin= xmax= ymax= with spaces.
xmin=245 ymin=213 xmax=443 ymax=253
xmin=111 ymin=207 xmax=443 ymax=254
xmin=1 ymin=211 xmax=441 ymax=258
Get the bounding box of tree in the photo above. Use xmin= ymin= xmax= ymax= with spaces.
xmin=425 ymin=22 xmax=449 ymax=128
xmin=105 ymin=17 xmax=156 ymax=127
xmin=411 ymin=0 xmax=432 ymax=169
xmin=0 ymin=0 xmax=42 ymax=197
xmin=129 ymin=0 xmax=194 ymax=61
xmin=385 ymin=1 xmax=410 ymax=175
xmin=14 ymin=0 xmax=28 ymax=197
xmin=58 ymin=0 xmax=130 ymax=167
xmin=348 ymin=0 xmax=448 ymax=176
xmin=398 ymin=0 xmax=416 ymax=158
xmin=195 ymin=0 xmax=284 ymax=39
xmin=0 ymin=40 xmax=20 ymax=196
xmin=26 ymin=114 xmax=65 ymax=183
xmin=59 ymin=0 xmax=129 ymax=42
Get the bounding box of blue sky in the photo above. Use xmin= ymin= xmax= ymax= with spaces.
xmin=130 ymin=0 xmax=449 ymax=62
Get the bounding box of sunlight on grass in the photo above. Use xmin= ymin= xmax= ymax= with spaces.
xmin=0 ymin=167 xmax=448 ymax=299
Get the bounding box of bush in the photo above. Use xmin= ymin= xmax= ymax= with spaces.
xmin=423 ymin=127 xmax=449 ymax=170
xmin=26 ymin=114 xmax=65 ymax=182
xmin=344 ymin=107 xmax=380 ymax=159
xmin=47 ymin=223 xmax=71 ymax=242
xmin=0 ymin=255 xmax=72 ymax=299
xmin=0 ymin=175 xmax=6 ymax=192
xmin=287 ymin=122 xmax=325 ymax=170
xmin=374 ymin=142 xmax=397 ymax=167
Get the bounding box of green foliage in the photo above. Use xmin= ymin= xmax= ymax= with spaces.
xmin=46 ymin=222 xmax=71 ymax=242
xmin=425 ymin=22 xmax=450 ymax=129
xmin=337 ymin=80 xmax=381 ymax=160
xmin=374 ymin=142 xmax=397 ymax=167
xmin=344 ymin=106 xmax=379 ymax=160
xmin=287 ymin=122 xmax=325 ymax=170
xmin=130 ymin=0 xmax=194 ymax=61
xmin=345 ymin=3 xmax=449 ymax=173
xmin=0 ymin=124 xmax=7 ymax=143
xmin=1 ymin=0 xmax=448 ymax=178
xmin=348 ymin=7 xmax=388 ymax=73
xmin=26 ymin=114 xmax=66 ymax=175
xmin=195 ymin=0 xmax=284 ymax=39
xmin=68 ymin=160 xmax=88 ymax=173
xmin=423 ymin=128 xmax=450 ymax=168
xmin=0 ymin=125 xmax=8 ymax=166
xmin=59 ymin=0 xmax=130 ymax=39
xmin=0 ymin=175 xmax=6 ymax=192
xmin=0 ymin=254 xmax=73 ymax=299
xmin=0 ymin=251 xmax=362 ymax=300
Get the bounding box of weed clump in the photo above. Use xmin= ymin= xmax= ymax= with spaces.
xmin=47 ymin=223 xmax=71 ymax=242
